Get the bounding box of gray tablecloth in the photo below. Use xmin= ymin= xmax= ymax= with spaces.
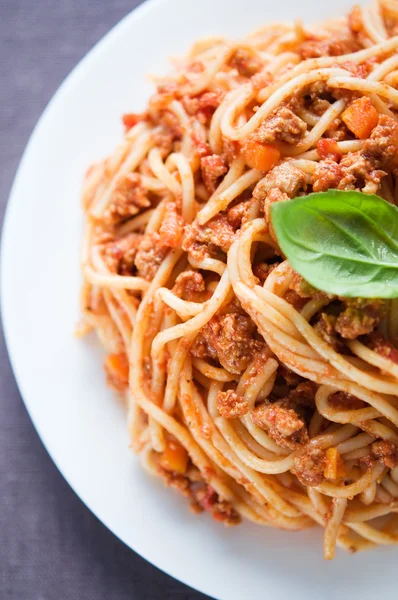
xmin=0 ymin=2 xmax=210 ymax=598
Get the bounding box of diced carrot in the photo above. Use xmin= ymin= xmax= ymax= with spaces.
xmin=348 ymin=5 xmax=363 ymax=33
xmin=243 ymin=138 xmax=280 ymax=171
xmin=342 ymin=97 xmax=379 ymax=139
xmin=104 ymin=352 xmax=129 ymax=392
xmin=317 ymin=138 xmax=342 ymax=162
xmin=122 ymin=112 xmax=145 ymax=131
xmin=160 ymin=439 xmax=189 ymax=474
xmin=324 ymin=447 xmax=346 ymax=480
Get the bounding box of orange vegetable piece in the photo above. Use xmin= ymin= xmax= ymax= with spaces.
xmin=122 ymin=112 xmax=144 ymax=131
xmin=243 ymin=138 xmax=280 ymax=171
xmin=317 ymin=138 xmax=342 ymax=162
xmin=160 ymin=439 xmax=189 ymax=474
xmin=342 ymin=97 xmax=379 ymax=139
xmin=104 ymin=352 xmax=129 ymax=392
xmin=324 ymin=447 xmax=346 ymax=480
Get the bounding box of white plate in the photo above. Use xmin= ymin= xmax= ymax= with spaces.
xmin=2 ymin=0 xmax=397 ymax=598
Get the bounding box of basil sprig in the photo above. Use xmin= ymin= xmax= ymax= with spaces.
xmin=270 ymin=190 xmax=398 ymax=298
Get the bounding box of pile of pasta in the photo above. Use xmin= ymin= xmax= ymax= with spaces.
xmin=80 ymin=0 xmax=398 ymax=559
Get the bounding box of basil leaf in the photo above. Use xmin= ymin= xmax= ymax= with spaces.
xmin=270 ymin=190 xmax=398 ymax=298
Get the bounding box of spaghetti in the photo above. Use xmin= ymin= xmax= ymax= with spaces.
xmin=79 ymin=1 xmax=398 ymax=559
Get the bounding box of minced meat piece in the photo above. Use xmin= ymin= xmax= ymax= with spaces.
xmin=135 ymin=233 xmax=169 ymax=280
xmin=284 ymin=288 xmax=308 ymax=310
xmin=293 ymin=446 xmax=326 ymax=487
xmin=340 ymin=59 xmax=375 ymax=79
xmin=151 ymin=129 xmax=176 ymax=154
xmin=254 ymin=106 xmax=307 ymax=145
xmin=371 ymin=440 xmax=398 ymax=469
xmin=201 ymin=154 xmax=228 ymax=192
xmin=288 ymin=382 xmax=318 ymax=408
xmin=203 ymin=214 xmax=237 ymax=251
xmin=254 ymin=163 xmax=306 ymax=235
xmin=362 ymin=115 xmax=398 ymax=169
xmin=182 ymin=223 xmax=211 ymax=262
xmin=251 ymin=70 xmax=273 ymax=92
xmin=385 ymin=16 xmax=398 ymax=37
xmin=367 ymin=333 xmax=398 ymax=364
xmin=338 ymin=152 xmax=386 ymax=193
xmin=222 ymin=138 xmax=241 ymax=164
xmin=191 ymin=131 xmax=212 ymax=158
xmin=191 ymin=311 xmax=262 ymax=374
xmin=147 ymin=99 xmax=183 ymax=152
xmin=312 ymin=158 xmax=343 ymax=192
xmin=227 ymin=199 xmax=253 ymax=228
xmin=104 ymin=173 xmax=150 ymax=224
xmin=288 ymin=274 xmax=331 ymax=302
xmin=325 ymin=118 xmax=351 ymax=141
xmin=103 ymin=232 xmax=142 ymax=275
xmin=242 ymin=345 xmax=272 ymax=387
xmin=197 ymin=91 xmax=224 ymax=110
xmin=182 ymin=91 xmax=224 ymax=124
xmin=154 ymin=108 xmax=183 ymax=139
xmin=313 ymin=123 xmax=398 ymax=192
xmin=251 ymin=401 xmax=309 ymax=449
xmin=262 ymin=188 xmax=290 ymax=231
xmin=158 ymin=466 xmax=240 ymax=523
xmin=195 ymin=485 xmax=241 ymax=525
xmin=335 ymin=299 xmax=385 ymax=339
xmin=252 ymin=262 xmax=277 ymax=285
xmin=313 ymin=313 xmax=344 ymax=352
xmin=183 ymin=214 xmax=236 ymax=255
xmin=304 ymin=81 xmax=334 ymax=114
xmin=159 ymin=469 xmax=191 ymax=497
xmin=173 ymin=270 xmax=205 ymax=300
xmin=298 ymin=36 xmax=360 ymax=60
xmin=278 ymin=364 xmax=303 ymax=387
xmin=288 ymin=275 xmax=316 ymax=298
xmin=187 ymin=61 xmax=205 ymax=73
xmin=229 ymin=48 xmax=263 ymax=77
xmin=253 ymin=162 xmax=307 ymax=203
xmin=216 ymin=390 xmax=249 ymax=418
xmin=328 ymin=391 xmax=365 ymax=410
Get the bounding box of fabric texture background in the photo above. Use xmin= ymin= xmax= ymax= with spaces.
xmin=0 ymin=2 xmax=210 ymax=598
